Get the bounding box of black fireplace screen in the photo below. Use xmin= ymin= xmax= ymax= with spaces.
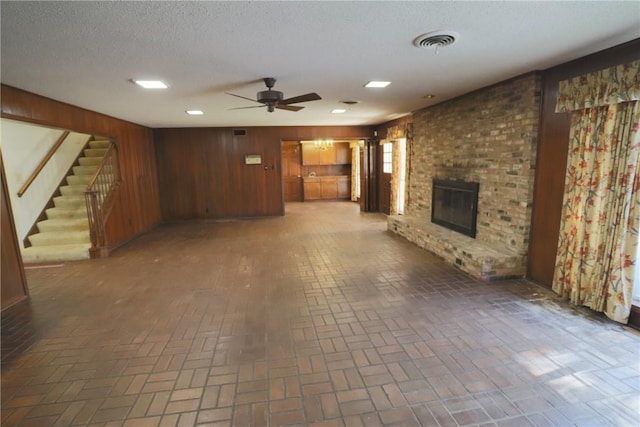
xmin=431 ymin=179 xmax=479 ymax=238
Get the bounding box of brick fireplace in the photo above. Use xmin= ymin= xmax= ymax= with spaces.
xmin=389 ymin=73 xmax=542 ymax=280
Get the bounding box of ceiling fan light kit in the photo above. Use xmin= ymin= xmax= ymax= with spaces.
xmin=226 ymin=77 xmax=321 ymax=113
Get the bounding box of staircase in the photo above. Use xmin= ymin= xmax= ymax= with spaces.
xmin=21 ymin=139 xmax=110 ymax=264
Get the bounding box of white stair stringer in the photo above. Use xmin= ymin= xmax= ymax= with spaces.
xmin=21 ymin=139 xmax=109 ymax=264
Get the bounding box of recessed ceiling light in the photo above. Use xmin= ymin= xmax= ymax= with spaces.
xmin=186 ymin=110 xmax=203 ymax=115
xmin=331 ymin=109 xmax=347 ymax=114
xmin=423 ymin=94 xmax=436 ymax=99
xmin=364 ymin=81 xmax=391 ymax=88
xmin=133 ymin=80 xmax=168 ymax=89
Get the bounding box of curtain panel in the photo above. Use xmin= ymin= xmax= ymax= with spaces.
xmin=351 ymin=144 xmax=359 ymax=202
xmin=386 ymin=125 xmax=405 ymax=140
xmin=556 ymin=60 xmax=640 ymax=112
xmin=384 ymin=123 xmax=412 ymax=214
xmin=553 ymin=60 xmax=640 ymax=324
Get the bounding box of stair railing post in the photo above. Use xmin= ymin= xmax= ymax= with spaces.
xmin=84 ymin=141 xmax=120 ymax=254
xmin=84 ymin=190 xmax=100 ymax=248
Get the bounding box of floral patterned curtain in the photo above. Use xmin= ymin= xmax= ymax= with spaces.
xmin=553 ymin=60 xmax=640 ymax=324
xmin=351 ymin=143 xmax=360 ymax=202
xmin=385 ymin=124 xmax=411 ymax=215
xmin=386 ymin=125 xmax=405 ymax=140
xmin=556 ymin=61 xmax=640 ymax=112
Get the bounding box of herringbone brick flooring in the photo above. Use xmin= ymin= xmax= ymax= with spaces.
xmin=2 ymin=202 xmax=639 ymax=426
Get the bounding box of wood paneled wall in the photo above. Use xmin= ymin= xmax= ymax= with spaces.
xmin=1 ymin=154 xmax=28 ymax=310
xmin=527 ymin=39 xmax=640 ymax=286
xmin=155 ymin=126 xmax=372 ymax=220
xmin=1 ymin=85 xmax=162 ymax=253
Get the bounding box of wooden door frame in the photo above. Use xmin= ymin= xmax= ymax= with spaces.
xmin=1 ymin=153 xmax=29 ymax=311
xmin=378 ymin=141 xmax=392 ymax=215
xmin=281 ymin=140 xmax=303 ymax=203
xmin=359 ymin=138 xmax=379 ymax=212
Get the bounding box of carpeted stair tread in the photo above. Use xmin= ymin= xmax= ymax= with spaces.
xmin=66 ymin=174 xmax=92 ymax=185
xmin=21 ymin=243 xmax=90 ymax=264
xmin=59 ymin=185 xmax=87 ymax=196
xmin=89 ymin=140 xmax=110 ymax=149
xmin=46 ymin=206 xmax=87 ymax=219
xmin=29 ymin=229 xmax=90 ymax=246
xmin=53 ymin=195 xmax=85 ymax=208
xmin=73 ymin=165 xmax=98 ymax=175
xmin=79 ymin=157 xmax=102 ymax=166
xmin=84 ymin=148 xmax=108 ymax=157
xmin=37 ymin=218 xmax=89 ymax=232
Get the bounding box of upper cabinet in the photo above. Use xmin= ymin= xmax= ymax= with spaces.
xmin=335 ymin=142 xmax=351 ymax=165
xmin=301 ymin=142 xmax=351 ymax=165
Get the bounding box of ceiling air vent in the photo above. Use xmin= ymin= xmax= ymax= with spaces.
xmin=413 ymin=31 xmax=459 ymax=49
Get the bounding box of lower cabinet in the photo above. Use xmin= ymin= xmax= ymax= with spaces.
xmin=303 ymin=179 xmax=322 ymax=200
xmin=303 ymin=176 xmax=350 ymax=201
xmin=337 ymin=176 xmax=350 ymax=199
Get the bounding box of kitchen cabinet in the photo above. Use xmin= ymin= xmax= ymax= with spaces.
xmin=303 ymin=176 xmax=351 ymax=201
xmin=303 ymin=178 xmax=322 ymax=200
xmin=335 ymin=143 xmax=351 ymax=165
xmin=302 ymin=144 xmax=322 ymax=165
xmin=337 ymin=176 xmax=350 ymax=199
xmin=301 ymin=142 xmax=351 ymax=165
xmin=321 ymin=177 xmax=338 ymax=199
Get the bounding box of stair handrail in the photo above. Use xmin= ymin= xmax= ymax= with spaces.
xmin=84 ymin=141 xmax=121 ymax=250
xmin=17 ymin=130 xmax=70 ymax=197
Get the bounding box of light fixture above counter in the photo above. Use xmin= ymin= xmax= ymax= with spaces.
xmin=313 ymin=139 xmax=333 ymax=151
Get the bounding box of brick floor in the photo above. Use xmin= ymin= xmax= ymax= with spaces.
xmin=2 ymin=201 xmax=639 ymax=426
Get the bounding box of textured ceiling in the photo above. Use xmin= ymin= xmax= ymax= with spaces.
xmin=1 ymin=1 xmax=639 ymax=128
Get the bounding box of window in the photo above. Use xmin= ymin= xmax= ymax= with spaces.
xmin=383 ymin=143 xmax=392 ymax=174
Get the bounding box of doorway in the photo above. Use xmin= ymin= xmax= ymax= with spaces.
xmin=378 ymin=138 xmax=407 ymax=216
xmin=380 ymin=142 xmax=392 ymax=215
xmin=282 ymin=141 xmax=302 ymax=202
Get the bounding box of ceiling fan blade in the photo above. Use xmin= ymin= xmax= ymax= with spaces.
xmin=276 ymin=104 xmax=304 ymax=112
xmin=280 ymin=93 xmax=321 ymax=105
xmin=226 ymin=92 xmax=261 ymax=103
xmin=229 ymin=105 xmax=266 ymax=110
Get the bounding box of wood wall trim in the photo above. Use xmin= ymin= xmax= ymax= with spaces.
xmin=1 ymin=153 xmax=29 ymax=311
xmin=629 ymin=305 xmax=640 ymax=330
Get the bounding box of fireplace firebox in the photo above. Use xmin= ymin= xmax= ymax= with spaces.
xmin=431 ymin=179 xmax=479 ymax=238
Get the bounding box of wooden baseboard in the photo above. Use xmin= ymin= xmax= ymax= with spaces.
xmin=89 ymin=246 xmax=110 ymax=259
xmin=629 ymin=304 xmax=640 ymax=329
xmin=0 ymin=294 xmax=28 ymax=312
xmin=89 ymin=220 xmax=162 ymax=259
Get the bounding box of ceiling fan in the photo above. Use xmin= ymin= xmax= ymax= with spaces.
xmin=226 ymin=77 xmax=321 ymax=112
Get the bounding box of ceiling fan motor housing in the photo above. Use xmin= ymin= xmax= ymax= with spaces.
xmin=257 ymin=90 xmax=284 ymax=104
